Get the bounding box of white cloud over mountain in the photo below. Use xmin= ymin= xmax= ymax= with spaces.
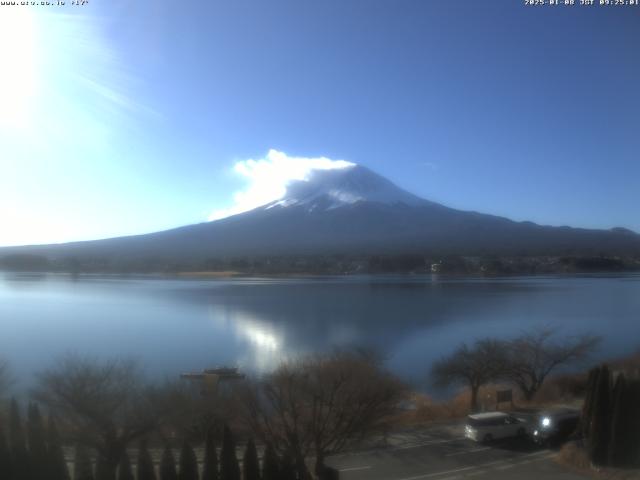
xmin=209 ymin=149 xmax=354 ymax=220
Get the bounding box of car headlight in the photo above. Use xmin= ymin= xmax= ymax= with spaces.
xmin=541 ymin=417 xmax=551 ymax=428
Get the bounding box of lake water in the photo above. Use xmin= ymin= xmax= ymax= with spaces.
xmin=1 ymin=273 xmax=639 ymax=391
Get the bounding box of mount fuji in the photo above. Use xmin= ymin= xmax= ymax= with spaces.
xmin=261 ymin=165 xmax=429 ymax=212
xmin=2 ymin=164 xmax=639 ymax=265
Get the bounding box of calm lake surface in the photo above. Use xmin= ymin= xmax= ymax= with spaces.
xmin=1 ymin=273 xmax=639 ymax=390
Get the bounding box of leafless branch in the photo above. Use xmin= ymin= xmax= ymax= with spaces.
xmin=238 ymin=350 xmax=407 ymax=476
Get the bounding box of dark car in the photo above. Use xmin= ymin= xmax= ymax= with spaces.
xmin=529 ymin=407 xmax=580 ymax=446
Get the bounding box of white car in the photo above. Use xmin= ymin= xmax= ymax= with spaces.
xmin=464 ymin=412 xmax=527 ymax=442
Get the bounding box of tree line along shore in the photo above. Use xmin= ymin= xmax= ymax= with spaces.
xmin=1 ymin=252 xmax=639 ymax=275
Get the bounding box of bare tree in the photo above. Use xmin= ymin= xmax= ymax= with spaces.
xmin=33 ymin=355 xmax=170 ymax=480
xmin=240 ymin=350 xmax=407 ymax=478
xmin=431 ymin=339 xmax=508 ymax=412
xmin=152 ymin=378 xmax=235 ymax=442
xmin=504 ymin=329 xmax=600 ymax=401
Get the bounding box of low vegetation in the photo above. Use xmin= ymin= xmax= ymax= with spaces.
xmin=581 ymin=364 xmax=640 ymax=468
xmin=554 ymin=359 xmax=640 ymax=479
xmin=0 ymin=351 xmax=402 ymax=480
xmin=431 ymin=329 xmax=600 ymax=411
xmin=1 ymin=339 xmax=638 ymax=479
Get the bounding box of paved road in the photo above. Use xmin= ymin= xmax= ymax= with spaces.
xmin=326 ymin=426 xmax=588 ymax=480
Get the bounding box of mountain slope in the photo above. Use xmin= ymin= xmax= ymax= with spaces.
xmin=2 ymin=165 xmax=639 ymax=263
xmin=262 ymin=165 xmax=429 ymax=211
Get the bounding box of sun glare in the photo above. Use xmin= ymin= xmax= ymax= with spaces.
xmin=0 ymin=8 xmax=39 ymax=129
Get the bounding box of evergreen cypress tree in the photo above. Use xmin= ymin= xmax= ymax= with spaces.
xmin=27 ymin=403 xmax=48 ymax=480
xmin=117 ymin=451 xmax=135 ymax=480
xmin=609 ymin=377 xmax=640 ymax=467
xmin=160 ymin=445 xmax=178 ymax=480
xmin=0 ymin=424 xmax=13 ymax=480
xmin=95 ymin=453 xmax=113 ymax=480
xmin=201 ymin=429 xmax=218 ymax=480
xmin=74 ymin=445 xmax=95 ymax=480
xmin=178 ymin=440 xmax=198 ymax=480
xmin=580 ymin=367 xmax=599 ymax=437
xmin=260 ymin=444 xmax=279 ymax=480
xmin=608 ymin=373 xmax=627 ymax=466
xmin=137 ymin=439 xmax=157 ymax=480
xmin=47 ymin=415 xmax=70 ymax=480
xmin=9 ymin=399 xmax=25 ymax=450
xmin=278 ymin=450 xmax=296 ymax=480
xmin=588 ymin=364 xmax=611 ymax=466
xmin=242 ymin=439 xmax=260 ymax=480
xmin=10 ymin=398 xmax=30 ymax=480
xmin=627 ymin=380 xmax=640 ymax=467
xmin=219 ymin=426 xmax=239 ymax=480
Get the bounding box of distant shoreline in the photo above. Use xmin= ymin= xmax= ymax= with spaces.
xmin=1 ymin=269 xmax=639 ymax=281
xmin=1 ymin=253 xmax=639 ymax=277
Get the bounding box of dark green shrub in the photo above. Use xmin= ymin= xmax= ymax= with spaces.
xmin=178 ymin=440 xmax=198 ymax=480
xmin=608 ymin=377 xmax=640 ymax=467
xmin=160 ymin=445 xmax=178 ymax=480
xmin=260 ymin=444 xmax=279 ymax=480
xmin=219 ymin=426 xmax=239 ymax=480
xmin=27 ymin=403 xmax=47 ymax=480
xmin=588 ymin=365 xmax=611 ymax=465
xmin=117 ymin=451 xmax=135 ymax=480
xmin=137 ymin=440 xmax=156 ymax=480
xmin=580 ymin=367 xmax=599 ymax=437
xmin=74 ymin=445 xmax=95 ymax=480
xmin=201 ymin=429 xmax=218 ymax=480
xmin=10 ymin=399 xmax=30 ymax=480
xmin=278 ymin=450 xmax=296 ymax=480
xmin=242 ymin=439 xmax=260 ymax=480
xmin=0 ymin=425 xmax=12 ymax=480
xmin=47 ymin=416 xmax=70 ymax=480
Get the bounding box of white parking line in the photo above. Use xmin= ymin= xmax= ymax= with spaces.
xmin=444 ymin=447 xmax=490 ymax=457
xmin=331 ymin=437 xmax=466 ymax=458
xmin=395 ymin=450 xmax=552 ymax=480
xmin=464 ymin=471 xmax=485 ymax=477
xmin=397 ymin=465 xmax=477 ymax=480
xmin=339 ymin=465 xmax=371 ymax=472
xmin=390 ymin=438 xmax=467 ymax=451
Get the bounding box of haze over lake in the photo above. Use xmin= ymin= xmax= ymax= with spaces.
xmin=2 ymin=273 xmax=639 ymax=391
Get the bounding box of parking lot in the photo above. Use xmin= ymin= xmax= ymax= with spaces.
xmin=326 ymin=424 xmax=589 ymax=480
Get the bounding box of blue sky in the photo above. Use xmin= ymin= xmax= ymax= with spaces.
xmin=1 ymin=0 xmax=639 ymax=246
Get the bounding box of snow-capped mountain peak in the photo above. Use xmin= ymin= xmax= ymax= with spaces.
xmin=264 ymin=164 xmax=427 ymax=212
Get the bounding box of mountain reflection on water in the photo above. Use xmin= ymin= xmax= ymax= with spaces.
xmin=1 ymin=273 xmax=639 ymax=391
